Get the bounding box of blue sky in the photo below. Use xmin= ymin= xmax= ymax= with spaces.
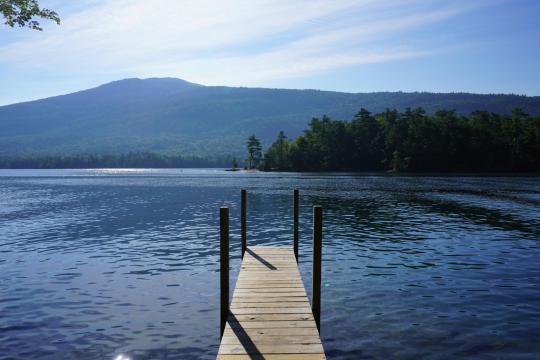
xmin=0 ymin=0 xmax=539 ymax=105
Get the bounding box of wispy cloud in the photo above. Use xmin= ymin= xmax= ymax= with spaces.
xmin=0 ymin=0 xmax=485 ymax=90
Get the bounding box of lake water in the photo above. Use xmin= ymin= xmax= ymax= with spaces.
xmin=0 ymin=169 xmax=539 ymax=360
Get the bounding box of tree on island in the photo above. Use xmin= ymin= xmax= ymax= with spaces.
xmin=1 ymin=0 xmax=60 ymax=30
xmin=276 ymin=131 xmax=288 ymax=168
xmin=264 ymin=131 xmax=292 ymax=170
xmin=246 ymin=134 xmax=262 ymax=169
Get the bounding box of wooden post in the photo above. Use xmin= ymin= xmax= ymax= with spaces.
xmin=293 ymin=189 xmax=299 ymax=262
xmin=241 ymin=189 xmax=247 ymax=257
xmin=220 ymin=207 xmax=229 ymax=338
xmin=312 ymin=205 xmax=322 ymax=332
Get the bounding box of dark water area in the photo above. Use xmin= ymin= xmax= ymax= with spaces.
xmin=0 ymin=169 xmax=539 ymax=360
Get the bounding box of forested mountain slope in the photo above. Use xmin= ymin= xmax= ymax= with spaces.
xmin=1 ymin=77 xmax=539 ymax=156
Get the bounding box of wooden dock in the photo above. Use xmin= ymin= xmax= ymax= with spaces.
xmin=217 ymin=190 xmax=326 ymax=360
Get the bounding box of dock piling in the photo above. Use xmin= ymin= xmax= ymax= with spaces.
xmin=293 ymin=189 xmax=299 ymax=262
xmin=312 ymin=205 xmax=323 ymax=332
xmin=241 ymin=189 xmax=247 ymax=257
xmin=220 ymin=206 xmax=229 ymax=338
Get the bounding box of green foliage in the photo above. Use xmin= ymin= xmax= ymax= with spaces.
xmin=1 ymin=0 xmax=60 ymax=30
xmin=263 ymin=108 xmax=540 ymax=172
xmin=264 ymin=131 xmax=292 ymax=170
xmin=246 ymin=134 xmax=262 ymax=169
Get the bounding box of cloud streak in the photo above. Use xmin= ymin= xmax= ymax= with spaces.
xmin=0 ymin=0 xmax=485 ymax=92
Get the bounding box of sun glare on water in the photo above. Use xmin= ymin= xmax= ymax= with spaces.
xmin=114 ymin=355 xmax=131 ymax=360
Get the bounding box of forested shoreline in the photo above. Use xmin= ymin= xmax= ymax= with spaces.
xmin=263 ymin=108 xmax=540 ymax=172
xmin=0 ymin=152 xmax=230 ymax=169
xmin=1 ymin=108 xmax=539 ymax=172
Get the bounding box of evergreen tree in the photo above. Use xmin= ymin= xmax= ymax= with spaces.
xmin=264 ymin=131 xmax=292 ymax=170
xmin=246 ymin=134 xmax=262 ymax=169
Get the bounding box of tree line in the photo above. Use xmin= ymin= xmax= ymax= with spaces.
xmin=0 ymin=152 xmax=230 ymax=169
xmin=261 ymin=108 xmax=540 ymax=172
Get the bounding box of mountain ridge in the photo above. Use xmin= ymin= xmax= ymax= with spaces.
xmin=4 ymin=77 xmax=537 ymax=108
xmin=1 ymin=77 xmax=539 ymax=157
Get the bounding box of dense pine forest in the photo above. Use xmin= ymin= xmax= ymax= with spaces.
xmin=263 ymin=108 xmax=540 ymax=172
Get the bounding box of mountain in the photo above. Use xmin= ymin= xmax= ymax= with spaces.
xmin=1 ymin=77 xmax=539 ymax=157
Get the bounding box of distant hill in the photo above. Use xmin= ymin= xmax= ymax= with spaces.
xmin=1 ymin=77 xmax=539 ymax=156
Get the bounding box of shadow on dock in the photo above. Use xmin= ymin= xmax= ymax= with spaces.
xmin=245 ymin=248 xmax=277 ymax=270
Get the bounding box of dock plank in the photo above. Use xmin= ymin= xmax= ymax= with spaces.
xmin=218 ymin=246 xmax=325 ymax=359
xmin=217 ymin=355 xmax=326 ymax=360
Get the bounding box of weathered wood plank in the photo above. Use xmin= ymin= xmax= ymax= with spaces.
xmin=242 ymin=260 xmax=297 ymax=263
xmin=217 ymin=355 xmax=326 ymax=360
xmin=240 ymin=265 xmax=299 ymax=268
xmin=220 ymin=335 xmax=322 ymax=345
xmin=233 ymin=287 xmax=305 ymax=292
xmin=234 ymin=292 xmax=307 ymax=298
xmin=235 ymin=278 xmax=302 ymax=282
xmin=241 ymin=266 xmax=298 ymax=269
xmin=218 ymin=343 xmax=324 ymax=355
xmin=242 ymin=260 xmax=296 ymax=262
xmin=234 ymin=288 xmax=307 ymax=293
xmin=224 ymin=325 xmax=319 ymax=336
xmin=243 ymin=256 xmax=295 ymax=258
xmin=230 ymin=313 xmax=314 ymax=321
xmin=243 ymin=255 xmax=296 ymax=259
xmin=231 ymin=297 xmax=309 ymax=303
xmin=237 ymin=276 xmax=302 ymax=280
xmin=235 ymin=284 xmax=304 ymax=289
xmin=236 ymin=278 xmax=304 ymax=285
xmin=231 ymin=302 xmax=311 ymax=308
xmin=230 ymin=307 xmax=313 ymax=314
xmin=243 ymin=253 xmax=295 ymax=256
xmin=247 ymin=246 xmax=292 ymax=251
xmin=226 ymin=321 xmax=317 ymax=329
xmin=236 ymin=280 xmax=304 ymax=287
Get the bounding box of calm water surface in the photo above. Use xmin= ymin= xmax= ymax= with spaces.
xmin=0 ymin=169 xmax=539 ymax=359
